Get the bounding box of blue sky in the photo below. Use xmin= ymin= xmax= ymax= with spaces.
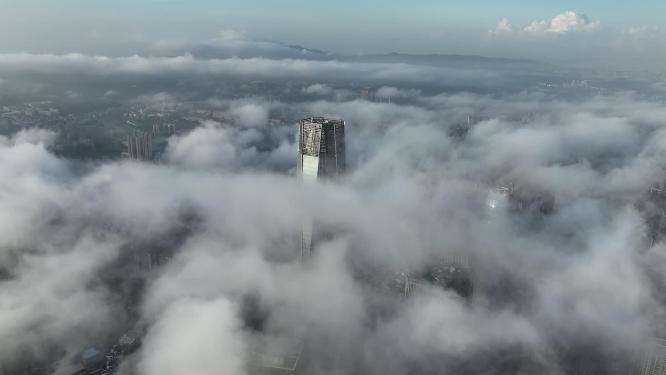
xmin=65 ymin=0 xmax=664 ymax=26
xmin=0 ymin=0 xmax=664 ymax=63
xmin=3 ymin=0 xmax=664 ymax=28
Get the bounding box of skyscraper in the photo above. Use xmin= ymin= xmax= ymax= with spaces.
xmin=297 ymin=117 xmax=346 ymax=261
xmin=297 ymin=117 xmax=346 ymax=181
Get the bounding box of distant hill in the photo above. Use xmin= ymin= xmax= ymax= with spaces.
xmin=181 ymin=37 xmax=543 ymax=68
xmin=283 ymin=44 xmax=330 ymax=57
xmin=341 ymin=52 xmax=540 ymax=67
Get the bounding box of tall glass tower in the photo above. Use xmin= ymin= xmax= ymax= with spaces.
xmin=297 ymin=117 xmax=346 ymax=261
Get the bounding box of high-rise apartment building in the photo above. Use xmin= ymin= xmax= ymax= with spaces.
xmin=127 ymin=129 xmax=153 ymax=161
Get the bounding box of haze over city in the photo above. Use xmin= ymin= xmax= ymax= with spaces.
xmin=1 ymin=1 xmax=666 ymax=374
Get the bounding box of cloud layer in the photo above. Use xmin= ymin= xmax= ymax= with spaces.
xmin=1 ymin=43 xmax=666 ymax=375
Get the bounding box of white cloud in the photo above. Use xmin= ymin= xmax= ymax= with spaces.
xmin=303 ymin=83 xmax=334 ymax=96
xmin=165 ymin=121 xmax=238 ymax=170
xmin=138 ymin=298 xmax=246 ymax=375
xmin=375 ymin=86 xmax=421 ymax=99
xmin=375 ymin=86 xmax=400 ymax=98
xmin=9 ymin=128 xmax=56 ymax=147
xmin=497 ymin=18 xmax=513 ymax=33
xmin=3 ymin=46 xmax=666 ymax=373
xmin=135 ymin=92 xmax=177 ymax=111
xmin=230 ymin=103 xmax=269 ymax=128
xmin=493 ymin=11 xmax=600 ymax=38
xmin=0 ymin=92 xmax=663 ymax=373
xmin=524 ymin=11 xmax=599 ymax=35
xmin=523 ymin=20 xmax=549 ymax=34
xmin=489 ymin=18 xmax=514 ymax=35
xmin=0 ymin=53 xmax=499 ymax=86
xmin=549 ymin=11 xmax=599 ymax=33
xmin=303 ymin=83 xmax=354 ymax=101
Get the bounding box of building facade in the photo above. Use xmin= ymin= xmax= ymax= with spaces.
xmin=297 ymin=117 xmax=346 ymax=260
xmin=640 ymin=339 xmax=666 ymax=375
xmin=297 ymin=117 xmax=346 ymax=181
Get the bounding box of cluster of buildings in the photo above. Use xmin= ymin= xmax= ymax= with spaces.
xmin=65 ymin=329 xmax=141 ymax=375
xmin=400 ymin=253 xmax=473 ymax=299
xmin=0 ymin=102 xmax=59 ymax=129
xmin=126 ymin=128 xmax=153 ymax=161
xmin=125 ymin=120 xmax=179 ymax=161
